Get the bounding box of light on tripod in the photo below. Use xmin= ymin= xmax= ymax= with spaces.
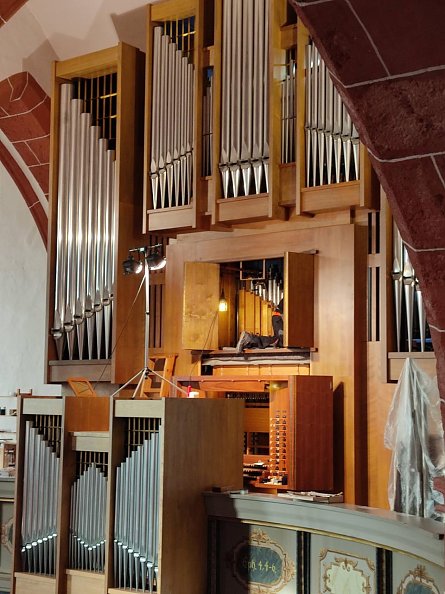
xmin=122 ymin=253 xmax=143 ymax=275
xmin=122 ymin=245 xmax=166 ymax=275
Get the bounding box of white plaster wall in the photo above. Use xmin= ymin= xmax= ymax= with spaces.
xmin=0 ymin=162 xmax=47 ymax=395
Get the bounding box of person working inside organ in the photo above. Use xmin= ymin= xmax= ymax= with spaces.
xmin=236 ymin=299 xmax=283 ymax=353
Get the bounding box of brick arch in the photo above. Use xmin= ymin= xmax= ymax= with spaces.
xmin=0 ymin=71 xmax=50 ymax=247
xmin=290 ymin=0 xmax=445 ymax=398
xmin=0 ymin=0 xmax=28 ymax=26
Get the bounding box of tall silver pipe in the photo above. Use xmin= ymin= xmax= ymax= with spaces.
xmin=65 ymin=98 xmax=84 ymax=360
xmin=262 ymin=0 xmax=270 ymax=193
xmin=240 ymin=2 xmax=254 ymax=196
xmin=317 ymin=57 xmax=326 ymax=185
xmin=403 ymin=246 xmax=415 ymax=353
xmin=252 ymin=0 xmax=266 ymax=195
xmin=53 ymin=83 xmax=73 ymax=359
xmin=310 ymin=44 xmax=319 ymax=187
xmin=220 ymin=0 xmax=232 ymax=199
xmin=22 ymin=423 xmax=59 ymax=575
xmin=332 ymin=86 xmax=342 ymax=184
xmin=325 ymin=70 xmax=334 ymax=184
xmin=74 ymin=111 xmax=92 ymax=359
xmin=304 ymin=44 xmax=312 ymax=185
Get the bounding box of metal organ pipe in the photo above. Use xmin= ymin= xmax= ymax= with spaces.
xmin=220 ymin=0 xmax=269 ymax=199
xmin=150 ymin=23 xmax=195 ymax=211
xmin=21 ymin=422 xmax=60 ymax=575
xmin=69 ymin=463 xmax=107 ymax=572
xmin=281 ymin=58 xmax=295 ymax=165
xmin=391 ymin=222 xmax=428 ymax=353
xmin=114 ymin=431 xmax=161 ymax=592
xmin=305 ymin=41 xmax=360 ymax=187
xmin=52 ymin=80 xmax=117 ymax=361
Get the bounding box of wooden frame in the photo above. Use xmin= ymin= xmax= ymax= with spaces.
xmin=12 ymin=395 xmax=243 ymax=594
xmin=174 ymin=374 xmax=334 ymax=493
xmin=144 ymin=0 xmax=210 ymax=232
xmin=294 ymin=23 xmax=379 ymax=216
xmin=46 ymin=43 xmax=146 ymax=385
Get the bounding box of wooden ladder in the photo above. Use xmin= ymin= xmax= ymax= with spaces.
xmin=137 ymin=354 xmax=177 ymax=399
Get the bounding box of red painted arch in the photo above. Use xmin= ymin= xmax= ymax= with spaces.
xmin=0 ymin=71 xmax=50 ymax=247
xmin=0 ymin=139 xmax=47 ymax=245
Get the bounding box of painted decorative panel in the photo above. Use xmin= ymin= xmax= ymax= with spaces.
xmin=310 ymin=534 xmax=376 ymax=594
xmin=216 ymin=523 xmax=297 ymax=593
xmin=393 ymin=554 xmax=442 ymax=594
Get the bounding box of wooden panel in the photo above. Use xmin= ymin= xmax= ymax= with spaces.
xmin=114 ymin=398 xmax=165 ymax=418
xmin=56 ymin=399 xmax=77 ymax=594
xmin=301 ymin=181 xmax=361 ymax=213
xmin=285 ymin=252 xmax=314 ymax=348
xmin=112 ymin=43 xmax=146 ymax=384
xmin=388 ymin=352 xmax=437 ymax=381
xmin=66 ymin=570 xmax=105 ymax=594
xmin=212 ymin=364 xmax=310 ymax=376
xmin=269 ymin=0 xmax=287 ymax=221
xmin=151 ymin=0 xmax=196 ymax=20
xmin=14 ymin=573 xmax=56 ymax=594
xmin=22 ymin=397 xmax=64 ymax=416
xmin=71 ymin=432 xmax=109 ymax=452
xmin=359 ymin=144 xmax=380 ymax=210
xmin=254 ymin=295 xmax=261 ymax=334
xmin=292 ymin=375 xmax=334 ymax=491
xmin=64 ymin=397 xmax=109 ymax=432
xmin=49 ymin=361 xmax=111 ymax=383
xmin=182 ymin=262 xmax=220 ymax=349
xmin=244 ymin=408 xmax=269 ymax=433
xmin=217 ymin=194 xmax=270 ymax=223
xmin=367 ymin=342 xmax=393 ymax=510
xmin=158 ymin=399 xmax=244 ymax=594
xmin=279 ymin=163 xmax=296 ymax=205
xmin=55 ymin=46 xmax=118 ymax=79
xmin=244 ymin=290 xmax=256 ymax=333
xmin=165 ymin=223 xmax=366 ymax=502
xmin=280 ymin=24 xmax=298 ymax=49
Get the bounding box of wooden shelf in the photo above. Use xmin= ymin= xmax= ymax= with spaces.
xmin=300 ymin=181 xmax=361 ymax=214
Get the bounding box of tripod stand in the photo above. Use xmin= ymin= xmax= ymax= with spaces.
xmin=111 ymin=245 xmax=188 ymax=399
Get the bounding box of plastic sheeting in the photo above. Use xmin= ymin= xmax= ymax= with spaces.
xmin=384 ymin=358 xmax=445 ymax=519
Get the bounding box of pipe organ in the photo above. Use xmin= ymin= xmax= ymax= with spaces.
xmin=176 ymin=375 xmax=334 ymax=493
xmin=220 ymin=0 xmax=269 ymax=199
xmin=392 ymin=223 xmax=429 ymax=353
xmin=47 ymin=43 xmax=147 ymax=384
xmin=114 ymin=418 xmax=161 ymax=591
xmin=13 ymin=396 xmax=243 ymax=594
xmin=150 ymin=19 xmax=195 ymax=210
xmin=305 ymin=41 xmax=359 ymax=187
xmin=21 ymin=416 xmax=61 ymax=577
xmin=52 ymin=78 xmax=117 ymax=362
xmin=69 ymin=453 xmax=108 ymax=573
xmin=281 ymin=51 xmax=296 ymax=165
xmin=202 ymin=68 xmax=213 ymax=177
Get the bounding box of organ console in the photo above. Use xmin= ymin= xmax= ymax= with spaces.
xmin=175 ymin=375 xmax=334 ymax=493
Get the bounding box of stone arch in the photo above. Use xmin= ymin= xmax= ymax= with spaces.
xmin=0 ymin=71 xmax=50 ymax=246
xmin=290 ymin=0 xmax=445 ymax=397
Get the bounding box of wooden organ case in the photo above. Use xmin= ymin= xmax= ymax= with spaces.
xmin=176 ymin=375 xmax=334 ymax=493
xmin=46 ymin=43 xmax=148 ymax=386
xmin=12 ymin=395 xmax=243 ymax=594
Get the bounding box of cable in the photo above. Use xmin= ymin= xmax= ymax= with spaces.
xmin=92 ymin=272 xmax=146 ymax=391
